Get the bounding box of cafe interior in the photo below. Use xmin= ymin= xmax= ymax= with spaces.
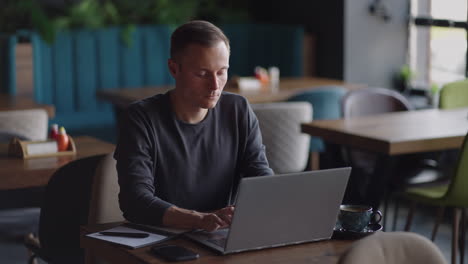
xmin=1 ymin=0 xmax=468 ymax=263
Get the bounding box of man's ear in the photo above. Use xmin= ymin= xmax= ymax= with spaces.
xmin=168 ymin=59 xmax=178 ymax=78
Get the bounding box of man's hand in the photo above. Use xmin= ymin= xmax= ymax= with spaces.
xmin=213 ymin=206 xmax=235 ymax=226
xmin=197 ymin=206 xmax=235 ymax=232
xmin=162 ymin=206 xmax=235 ymax=232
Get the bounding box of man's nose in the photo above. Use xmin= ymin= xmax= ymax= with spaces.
xmin=208 ymin=75 xmax=219 ymax=90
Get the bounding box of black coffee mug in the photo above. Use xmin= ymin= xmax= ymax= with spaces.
xmin=338 ymin=204 xmax=382 ymax=232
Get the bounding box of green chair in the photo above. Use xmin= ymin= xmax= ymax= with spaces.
xmin=403 ymin=132 xmax=468 ymax=264
xmin=439 ymin=79 xmax=468 ymax=109
xmin=437 ymin=79 xmax=468 ymax=179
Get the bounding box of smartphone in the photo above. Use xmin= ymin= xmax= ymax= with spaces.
xmin=151 ymin=244 xmax=199 ymax=262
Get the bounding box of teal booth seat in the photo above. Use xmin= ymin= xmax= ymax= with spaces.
xmin=4 ymin=24 xmax=303 ymax=141
xmin=30 ymin=26 xmax=174 ymax=137
xmin=287 ymin=86 xmax=347 ymax=153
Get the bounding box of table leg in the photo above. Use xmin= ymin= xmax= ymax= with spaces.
xmin=365 ymin=155 xmax=395 ymax=211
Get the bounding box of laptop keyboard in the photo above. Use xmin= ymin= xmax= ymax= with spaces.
xmin=207 ymin=237 xmax=227 ymax=247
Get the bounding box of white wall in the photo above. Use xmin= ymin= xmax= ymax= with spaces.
xmin=344 ymin=0 xmax=409 ymax=88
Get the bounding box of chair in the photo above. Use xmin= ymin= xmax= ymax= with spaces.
xmin=0 ymin=109 xmax=48 ymax=245
xmin=436 ymin=79 xmax=468 ymax=201
xmin=403 ymin=132 xmax=468 ymax=264
xmin=0 ymin=109 xmax=48 ymax=142
xmin=341 ymin=87 xmax=414 ymax=204
xmin=25 ymin=152 xmax=123 ymax=264
xmin=342 ymin=87 xmax=412 ymax=116
xmin=341 ymin=88 xmax=443 ymax=228
xmin=439 ymin=79 xmax=468 ymax=110
xmin=341 ymin=87 xmax=412 ymax=174
xmin=88 ymin=153 xmax=123 ymax=224
xmin=287 ymin=86 xmax=347 ymax=170
xmin=338 ymin=231 xmax=447 ymax=264
xmin=251 ymin=102 xmax=311 ymax=174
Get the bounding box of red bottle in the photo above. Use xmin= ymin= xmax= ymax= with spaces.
xmin=49 ymin=124 xmax=59 ymax=140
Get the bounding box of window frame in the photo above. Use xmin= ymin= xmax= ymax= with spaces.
xmin=410 ymin=1 xmax=468 ymax=87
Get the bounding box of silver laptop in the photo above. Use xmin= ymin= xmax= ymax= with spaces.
xmin=186 ymin=167 xmax=351 ymax=254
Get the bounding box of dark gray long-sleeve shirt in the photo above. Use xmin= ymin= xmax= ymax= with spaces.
xmin=114 ymin=91 xmax=273 ymax=225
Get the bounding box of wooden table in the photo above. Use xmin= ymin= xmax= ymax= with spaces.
xmin=0 ymin=136 xmax=115 ymax=190
xmin=97 ymin=77 xmax=363 ymax=109
xmin=81 ymin=223 xmax=354 ymax=264
xmin=0 ymin=94 xmax=55 ymax=118
xmin=301 ymin=107 xmax=468 ymax=207
xmin=302 ymin=107 xmax=468 ymax=155
xmin=98 ymin=77 xmax=364 ymax=131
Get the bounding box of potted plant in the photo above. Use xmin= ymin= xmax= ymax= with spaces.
xmin=428 ymin=83 xmax=440 ymax=107
xmin=393 ymin=64 xmax=416 ymax=95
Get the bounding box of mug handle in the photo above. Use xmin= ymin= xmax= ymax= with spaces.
xmin=370 ymin=210 xmax=383 ymax=224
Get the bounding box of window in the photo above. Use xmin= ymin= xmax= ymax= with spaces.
xmin=409 ymin=0 xmax=467 ymax=89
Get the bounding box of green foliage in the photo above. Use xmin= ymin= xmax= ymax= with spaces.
xmin=399 ymin=64 xmax=415 ymax=83
xmin=197 ymin=0 xmax=250 ymax=23
xmin=0 ymin=0 xmax=43 ymax=34
xmin=0 ymin=0 xmax=250 ymax=44
xmin=430 ymin=83 xmax=440 ymax=95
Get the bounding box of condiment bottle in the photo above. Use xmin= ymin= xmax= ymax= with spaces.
xmin=57 ymin=126 xmax=69 ymax=151
xmin=49 ymin=124 xmax=59 ymax=140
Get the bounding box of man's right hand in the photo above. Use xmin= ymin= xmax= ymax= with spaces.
xmin=162 ymin=206 xmax=235 ymax=232
xmin=195 ymin=212 xmax=228 ymax=232
xmin=197 ymin=206 xmax=235 ymax=231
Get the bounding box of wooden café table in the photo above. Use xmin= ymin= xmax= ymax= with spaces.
xmin=97 ymin=77 xmax=363 ymax=109
xmin=301 ymin=107 xmax=468 ymax=209
xmin=0 ymin=136 xmax=115 ymax=190
xmin=97 ymin=77 xmax=364 ymax=126
xmin=81 ymin=222 xmax=354 ymax=264
xmin=0 ymin=94 xmax=55 ymax=118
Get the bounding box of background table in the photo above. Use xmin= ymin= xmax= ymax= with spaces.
xmin=97 ymin=77 xmax=363 ymax=109
xmin=0 ymin=94 xmax=55 ymax=118
xmin=301 ymin=107 xmax=468 ymax=208
xmin=81 ymin=222 xmax=353 ymax=264
xmin=98 ymin=77 xmax=364 ymax=132
xmin=302 ymin=107 xmax=468 ymax=155
xmin=0 ymin=136 xmax=115 ymax=190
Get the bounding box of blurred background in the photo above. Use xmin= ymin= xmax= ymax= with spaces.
xmin=3 ymin=0 xmax=465 ymax=143
xmin=1 ymin=1 xmax=468 ymax=263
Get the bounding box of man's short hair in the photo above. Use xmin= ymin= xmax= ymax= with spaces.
xmin=170 ymin=20 xmax=230 ymax=60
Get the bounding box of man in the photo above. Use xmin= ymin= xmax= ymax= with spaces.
xmin=115 ymin=20 xmax=273 ymax=232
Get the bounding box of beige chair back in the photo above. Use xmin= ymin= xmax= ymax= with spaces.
xmin=338 ymin=232 xmax=447 ymax=264
xmin=251 ymin=102 xmax=312 ymax=174
xmin=0 ymin=109 xmax=48 ymax=141
xmin=88 ymin=152 xmax=124 ymax=224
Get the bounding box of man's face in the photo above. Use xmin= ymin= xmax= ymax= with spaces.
xmin=169 ymin=41 xmax=230 ymax=109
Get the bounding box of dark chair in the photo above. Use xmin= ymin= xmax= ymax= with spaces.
xmin=24 ymin=154 xmax=106 ymax=264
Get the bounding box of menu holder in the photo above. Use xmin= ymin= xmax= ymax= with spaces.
xmin=8 ymin=137 xmax=76 ymax=159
